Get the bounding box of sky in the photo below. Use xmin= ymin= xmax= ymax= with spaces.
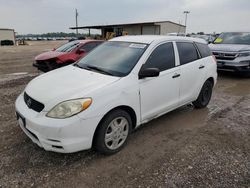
xmin=0 ymin=0 xmax=250 ymax=34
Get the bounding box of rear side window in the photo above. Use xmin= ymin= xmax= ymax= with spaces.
xmin=177 ymin=42 xmax=199 ymax=65
xmin=143 ymin=42 xmax=175 ymax=72
xmin=195 ymin=42 xmax=212 ymax=58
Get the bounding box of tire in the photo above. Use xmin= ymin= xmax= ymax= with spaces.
xmin=193 ymin=80 xmax=213 ymax=108
xmin=93 ymin=109 xmax=132 ymax=155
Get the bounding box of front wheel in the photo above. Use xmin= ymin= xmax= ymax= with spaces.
xmin=93 ymin=109 xmax=132 ymax=155
xmin=193 ymin=80 xmax=213 ymax=108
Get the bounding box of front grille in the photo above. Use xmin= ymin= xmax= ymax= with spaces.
xmin=213 ymin=52 xmax=238 ymax=61
xmin=24 ymin=92 xmax=44 ymax=112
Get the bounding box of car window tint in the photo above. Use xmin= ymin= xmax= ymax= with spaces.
xmin=195 ymin=42 xmax=212 ymax=58
xmin=177 ymin=42 xmax=199 ymax=65
xmin=144 ymin=42 xmax=175 ymax=72
xmin=81 ymin=43 xmax=98 ymax=52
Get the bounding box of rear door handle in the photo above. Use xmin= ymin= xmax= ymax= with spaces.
xmin=199 ymin=65 xmax=205 ymax=69
xmin=172 ymin=73 xmax=180 ymax=78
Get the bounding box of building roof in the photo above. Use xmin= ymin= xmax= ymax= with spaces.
xmin=0 ymin=28 xmax=14 ymax=31
xmin=110 ymin=35 xmax=207 ymax=44
xmin=70 ymin=20 xmax=185 ymax=30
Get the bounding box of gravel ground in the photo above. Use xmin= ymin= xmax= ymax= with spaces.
xmin=0 ymin=42 xmax=249 ymax=188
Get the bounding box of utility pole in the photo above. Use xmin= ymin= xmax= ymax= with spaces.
xmin=183 ymin=11 xmax=190 ymax=34
xmin=75 ymin=8 xmax=79 ymax=35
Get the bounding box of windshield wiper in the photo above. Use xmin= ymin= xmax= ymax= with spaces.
xmin=86 ymin=65 xmax=114 ymax=76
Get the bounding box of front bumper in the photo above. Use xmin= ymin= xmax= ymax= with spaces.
xmin=33 ymin=61 xmax=60 ymax=72
xmin=217 ymin=60 xmax=250 ymax=73
xmin=15 ymin=93 xmax=102 ymax=153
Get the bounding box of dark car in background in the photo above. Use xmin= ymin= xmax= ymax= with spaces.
xmin=209 ymin=32 xmax=250 ymax=75
xmin=33 ymin=40 xmax=103 ymax=72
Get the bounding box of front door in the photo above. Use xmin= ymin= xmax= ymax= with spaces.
xmin=139 ymin=42 xmax=180 ymax=122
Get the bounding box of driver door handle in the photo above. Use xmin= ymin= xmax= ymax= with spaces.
xmin=199 ymin=65 xmax=205 ymax=69
xmin=172 ymin=73 xmax=180 ymax=78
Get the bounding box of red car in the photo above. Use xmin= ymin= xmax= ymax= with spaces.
xmin=33 ymin=40 xmax=104 ymax=72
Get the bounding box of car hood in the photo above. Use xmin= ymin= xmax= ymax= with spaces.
xmin=35 ymin=51 xmax=67 ymax=61
xmin=25 ymin=66 xmax=120 ymax=109
xmin=209 ymin=44 xmax=250 ymax=52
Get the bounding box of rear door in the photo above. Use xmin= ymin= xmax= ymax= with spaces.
xmin=139 ymin=42 xmax=181 ymax=122
xmin=176 ymin=42 xmax=205 ymax=105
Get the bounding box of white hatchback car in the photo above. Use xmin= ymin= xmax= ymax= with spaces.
xmin=16 ymin=36 xmax=217 ymax=154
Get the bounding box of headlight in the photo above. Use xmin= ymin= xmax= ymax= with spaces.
xmin=238 ymin=51 xmax=250 ymax=57
xmin=46 ymin=98 xmax=92 ymax=119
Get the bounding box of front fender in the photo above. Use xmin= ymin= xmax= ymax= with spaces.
xmin=77 ymin=79 xmax=141 ymax=126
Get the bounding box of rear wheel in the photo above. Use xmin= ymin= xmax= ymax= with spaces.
xmin=93 ymin=109 xmax=132 ymax=155
xmin=193 ymin=80 xmax=213 ymax=108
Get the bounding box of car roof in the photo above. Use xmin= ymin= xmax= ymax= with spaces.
xmin=78 ymin=39 xmax=104 ymax=44
xmin=110 ymin=35 xmax=207 ymax=44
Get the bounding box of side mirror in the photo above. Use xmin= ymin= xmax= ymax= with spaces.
xmin=52 ymin=48 xmax=56 ymax=51
xmin=77 ymin=48 xmax=86 ymax=54
xmin=139 ymin=68 xmax=160 ymax=79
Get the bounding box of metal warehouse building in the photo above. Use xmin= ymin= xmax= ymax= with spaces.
xmin=70 ymin=21 xmax=186 ymax=38
xmin=0 ymin=28 xmax=15 ymax=45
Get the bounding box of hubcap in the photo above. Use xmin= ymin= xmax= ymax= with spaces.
xmin=105 ymin=117 xmax=129 ymax=150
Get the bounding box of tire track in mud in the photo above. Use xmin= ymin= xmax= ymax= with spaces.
xmin=0 ymin=75 xmax=37 ymax=89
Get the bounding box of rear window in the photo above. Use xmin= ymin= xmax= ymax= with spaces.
xmin=195 ymin=42 xmax=212 ymax=58
xmin=176 ymin=42 xmax=199 ymax=65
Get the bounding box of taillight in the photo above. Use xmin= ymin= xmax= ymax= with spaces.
xmin=212 ymin=55 xmax=217 ymax=63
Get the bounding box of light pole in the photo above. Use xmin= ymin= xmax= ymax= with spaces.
xmin=75 ymin=9 xmax=79 ymax=35
xmin=183 ymin=11 xmax=190 ymax=34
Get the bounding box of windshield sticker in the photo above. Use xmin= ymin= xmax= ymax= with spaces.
xmin=214 ymin=38 xmax=223 ymax=43
xmin=129 ymin=44 xmax=147 ymax=49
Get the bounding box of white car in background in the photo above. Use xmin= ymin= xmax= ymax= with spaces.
xmin=209 ymin=32 xmax=250 ymax=75
xmin=15 ymin=36 xmax=217 ymax=154
xmin=167 ymin=32 xmax=186 ymax=37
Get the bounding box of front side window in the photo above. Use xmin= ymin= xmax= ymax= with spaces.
xmin=76 ymin=41 xmax=148 ymax=77
xmin=177 ymin=42 xmax=199 ymax=65
xmin=143 ymin=42 xmax=175 ymax=71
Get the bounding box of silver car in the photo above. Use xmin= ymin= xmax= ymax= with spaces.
xmin=209 ymin=32 xmax=250 ymax=75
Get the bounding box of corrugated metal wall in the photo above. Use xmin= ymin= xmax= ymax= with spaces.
xmin=156 ymin=22 xmax=186 ymax=35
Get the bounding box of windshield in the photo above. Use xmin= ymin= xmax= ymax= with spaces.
xmin=76 ymin=41 xmax=148 ymax=77
xmin=214 ymin=32 xmax=250 ymax=45
xmin=56 ymin=41 xmax=80 ymax=52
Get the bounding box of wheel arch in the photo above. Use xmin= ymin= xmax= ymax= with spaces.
xmin=207 ymin=77 xmax=215 ymax=87
xmin=92 ymin=105 xmax=137 ymax=146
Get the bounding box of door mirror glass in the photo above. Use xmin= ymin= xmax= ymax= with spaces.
xmin=77 ymin=48 xmax=86 ymax=54
xmin=139 ymin=68 xmax=160 ymax=79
